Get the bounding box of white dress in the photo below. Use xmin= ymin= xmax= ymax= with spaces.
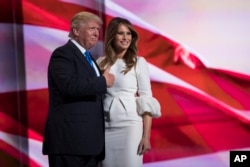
xmin=101 ymin=57 xmax=161 ymax=167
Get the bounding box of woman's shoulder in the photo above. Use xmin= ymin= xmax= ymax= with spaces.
xmin=135 ymin=56 xmax=149 ymax=74
xmin=96 ymin=56 xmax=105 ymax=64
xmin=136 ymin=56 xmax=147 ymax=65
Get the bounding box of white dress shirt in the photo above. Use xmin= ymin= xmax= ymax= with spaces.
xmin=71 ymin=39 xmax=100 ymax=76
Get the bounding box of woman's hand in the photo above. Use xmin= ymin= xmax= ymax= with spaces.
xmin=137 ymin=137 xmax=151 ymax=155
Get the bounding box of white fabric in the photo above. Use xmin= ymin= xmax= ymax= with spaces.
xmin=102 ymin=126 xmax=143 ymax=167
xmin=99 ymin=56 xmax=161 ymax=167
xmin=134 ymin=57 xmax=161 ymax=118
xmin=102 ymin=57 xmax=161 ymax=127
xmin=136 ymin=96 xmax=161 ymax=118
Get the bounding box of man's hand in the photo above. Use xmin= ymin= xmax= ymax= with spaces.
xmin=103 ymin=67 xmax=115 ymax=88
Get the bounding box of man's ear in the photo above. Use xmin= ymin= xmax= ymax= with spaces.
xmin=72 ymin=28 xmax=79 ymax=36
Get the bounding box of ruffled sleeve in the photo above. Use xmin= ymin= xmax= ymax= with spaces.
xmin=135 ymin=57 xmax=161 ymax=118
xmin=136 ymin=96 xmax=161 ymax=118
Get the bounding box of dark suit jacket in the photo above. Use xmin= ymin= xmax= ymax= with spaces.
xmin=42 ymin=40 xmax=106 ymax=160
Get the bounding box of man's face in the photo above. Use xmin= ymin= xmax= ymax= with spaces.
xmin=74 ymin=21 xmax=101 ymax=50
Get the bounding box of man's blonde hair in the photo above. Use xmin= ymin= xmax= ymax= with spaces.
xmin=68 ymin=11 xmax=103 ymax=38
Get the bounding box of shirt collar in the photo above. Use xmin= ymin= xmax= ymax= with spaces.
xmin=70 ymin=39 xmax=87 ymax=54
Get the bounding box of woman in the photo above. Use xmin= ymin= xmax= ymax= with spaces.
xmin=97 ymin=17 xmax=161 ymax=167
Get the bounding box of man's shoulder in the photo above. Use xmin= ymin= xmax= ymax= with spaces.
xmin=56 ymin=40 xmax=73 ymax=50
xmin=50 ymin=41 xmax=77 ymax=59
xmin=54 ymin=40 xmax=75 ymax=53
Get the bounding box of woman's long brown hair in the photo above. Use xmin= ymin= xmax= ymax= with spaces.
xmin=99 ymin=17 xmax=139 ymax=74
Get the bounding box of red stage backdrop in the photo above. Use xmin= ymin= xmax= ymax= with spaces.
xmin=0 ymin=0 xmax=250 ymax=166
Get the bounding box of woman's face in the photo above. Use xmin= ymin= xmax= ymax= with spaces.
xmin=114 ymin=24 xmax=132 ymax=53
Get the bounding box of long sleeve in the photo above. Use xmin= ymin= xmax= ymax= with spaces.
xmin=135 ymin=57 xmax=161 ymax=118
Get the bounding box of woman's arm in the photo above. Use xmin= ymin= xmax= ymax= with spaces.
xmin=136 ymin=56 xmax=161 ymax=155
xmin=137 ymin=112 xmax=152 ymax=155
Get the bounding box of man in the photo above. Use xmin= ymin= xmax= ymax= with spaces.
xmin=42 ymin=11 xmax=114 ymax=167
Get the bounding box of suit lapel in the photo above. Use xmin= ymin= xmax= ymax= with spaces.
xmin=67 ymin=40 xmax=97 ymax=76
